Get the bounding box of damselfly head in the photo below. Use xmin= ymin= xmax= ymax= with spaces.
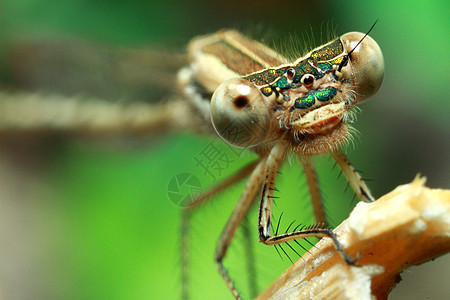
xmin=207 ymin=27 xmax=383 ymax=156
xmin=210 ymin=78 xmax=272 ymax=148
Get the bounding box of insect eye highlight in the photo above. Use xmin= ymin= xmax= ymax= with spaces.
xmin=301 ymin=74 xmax=315 ymax=88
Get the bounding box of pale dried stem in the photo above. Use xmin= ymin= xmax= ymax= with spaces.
xmin=257 ymin=176 xmax=450 ymax=300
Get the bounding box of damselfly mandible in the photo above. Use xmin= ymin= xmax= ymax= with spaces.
xmin=0 ymin=25 xmax=384 ymax=299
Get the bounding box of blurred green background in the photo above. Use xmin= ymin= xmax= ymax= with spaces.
xmin=0 ymin=0 xmax=448 ymax=299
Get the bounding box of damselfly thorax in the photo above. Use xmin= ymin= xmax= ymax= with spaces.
xmin=178 ymin=28 xmax=384 ymax=299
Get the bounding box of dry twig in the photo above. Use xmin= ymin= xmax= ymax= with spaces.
xmin=257 ymin=176 xmax=450 ymax=300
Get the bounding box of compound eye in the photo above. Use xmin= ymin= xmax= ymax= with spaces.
xmin=301 ymin=74 xmax=315 ymax=88
xmin=210 ymin=78 xmax=271 ymax=148
xmin=341 ymin=32 xmax=384 ymax=103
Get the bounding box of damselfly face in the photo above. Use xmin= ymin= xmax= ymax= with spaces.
xmin=210 ymin=32 xmax=384 ymax=156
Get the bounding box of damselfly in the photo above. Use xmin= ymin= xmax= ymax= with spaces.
xmin=180 ymin=24 xmax=384 ymax=298
xmin=0 ymin=23 xmax=383 ymax=299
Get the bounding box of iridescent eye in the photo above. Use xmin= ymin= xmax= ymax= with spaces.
xmin=210 ymin=78 xmax=271 ymax=148
xmin=286 ymin=68 xmax=295 ymax=80
xmin=301 ymin=74 xmax=315 ymax=88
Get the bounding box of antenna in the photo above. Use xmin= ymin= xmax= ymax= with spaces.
xmin=337 ymin=19 xmax=379 ymax=73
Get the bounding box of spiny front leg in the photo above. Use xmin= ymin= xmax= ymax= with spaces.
xmin=257 ymin=143 xmax=286 ymax=241
xmin=331 ymin=150 xmax=375 ymax=202
xmin=258 ymin=143 xmax=355 ymax=265
xmin=215 ymin=158 xmax=267 ymax=300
